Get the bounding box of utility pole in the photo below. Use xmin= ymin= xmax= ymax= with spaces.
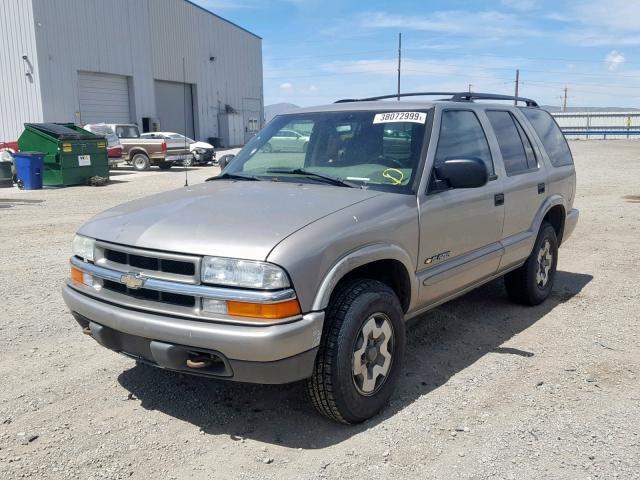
xmin=397 ymin=32 xmax=402 ymax=101
xmin=562 ymin=87 xmax=568 ymax=112
xmin=514 ymin=69 xmax=519 ymax=104
xmin=468 ymin=84 xmax=473 ymax=93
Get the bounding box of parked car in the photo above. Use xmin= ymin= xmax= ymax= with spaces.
xmin=82 ymin=124 xmax=125 ymax=168
xmin=140 ymin=132 xmax=216 ymax=166
xmin=262 ymin=129 xmax=310 ymax=153
xmin=106 ymin=124 xmax=190 ymax=171
xmin=63 ymin=91 xmax=578 ymax=424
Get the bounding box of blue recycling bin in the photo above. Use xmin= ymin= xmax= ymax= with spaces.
xmin=13 ymin=152 xmax=44 ymax=190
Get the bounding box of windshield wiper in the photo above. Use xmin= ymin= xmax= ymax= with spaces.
xmin=205 ymin=172 xmax=261 ymax=182
xmin=265 ymin=168 xmax=360 ymax=188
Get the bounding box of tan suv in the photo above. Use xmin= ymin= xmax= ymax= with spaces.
xmin=64 ymin=92 xmax=578 ymax=423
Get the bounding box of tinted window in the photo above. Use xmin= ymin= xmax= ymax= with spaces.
xmin=514 ymin=119 xmax=538 ymax=169
xmin=521 ymin=108 xmax=574 ymax=166
xmin=434 ymin=110 xmax=493 ymax=174
xmin=486 ymin=111 xmax=529 ymax=175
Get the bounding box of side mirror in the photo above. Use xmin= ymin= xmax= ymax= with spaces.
xmin=218 ymin=154 xmax=235 ymax=170
xmin=434 ymin=158 xmax=488 ymax=189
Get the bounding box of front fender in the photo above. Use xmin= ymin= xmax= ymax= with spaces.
xmin=311 ymin=243 xmax=419 ymax=312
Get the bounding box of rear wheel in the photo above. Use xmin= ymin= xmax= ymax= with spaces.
xmin=302 ymin=142 xmax=309 ymax=153
xmin=505 ymin=221 xmax=558 ymax=305
xmin=131 ymin=153 xmax=150 ymax=171
xmin=262 ymin=142 xmax=273 ymax=153
xmin=158 ymin=161 xmax=173 ymax=170
xmin=306 ymin=279 xmax=406 ymax=424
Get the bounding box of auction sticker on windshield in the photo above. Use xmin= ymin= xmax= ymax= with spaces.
xmin=373 ymin=112 xmax=427 ymax=124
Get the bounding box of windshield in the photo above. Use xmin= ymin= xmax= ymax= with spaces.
xmin=226 ymin=110 xmax=429 ymax=192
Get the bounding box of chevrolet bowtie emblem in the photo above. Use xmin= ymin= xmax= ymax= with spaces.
xmin=120 ymin=273 xmax=146 ymax=290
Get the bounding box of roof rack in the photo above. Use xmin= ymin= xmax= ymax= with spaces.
xmin=335 ymin=91 xmax=539 ymax=108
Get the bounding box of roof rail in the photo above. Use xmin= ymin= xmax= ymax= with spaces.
xmin=335 ymin=91 xmax=539 ymax=108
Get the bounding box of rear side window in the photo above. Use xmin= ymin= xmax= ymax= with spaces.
xmin=116 ymin=126 xmax=140 ymax=139
xmin=435 ymin=110 xmax=494 ymax=174
xmin=486 ymin=111 xmax=536 ymax=175
xmin=521 ymin=108 xmax=574 ymax=167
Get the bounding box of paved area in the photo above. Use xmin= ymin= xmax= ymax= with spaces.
xmin=0 ymin=141 xmax=638 ymax=479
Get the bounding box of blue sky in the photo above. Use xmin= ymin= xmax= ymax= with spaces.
xmin=195 ymin=0 xmax=640 ymax=108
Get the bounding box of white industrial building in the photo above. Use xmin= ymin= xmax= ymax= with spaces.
xmin=0 ymin=0 xmax=263 ymax=146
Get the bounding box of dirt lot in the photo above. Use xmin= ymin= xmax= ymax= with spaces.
xmin=0 ymin=141 xmax=639 ymax=480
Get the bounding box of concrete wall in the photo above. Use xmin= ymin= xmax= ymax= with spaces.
xmin=24 ymin=0 xmax=262 ymax=142
xmin=0 ymin=0 xmax=43 ymax=141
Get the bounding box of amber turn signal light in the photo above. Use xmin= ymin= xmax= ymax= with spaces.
xmin=70 ymin=266 xmax=84 ymax=284
xmin=227 ymin=298 xmax=301 ymax=320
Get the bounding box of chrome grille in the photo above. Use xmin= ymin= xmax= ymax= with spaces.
xmin=95 ymin=241 xmax=200 ymax=284
xmin=101 ymin=280 xmax=196 ymax=308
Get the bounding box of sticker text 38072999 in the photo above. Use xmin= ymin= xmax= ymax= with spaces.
xmin=373 ymin=112 xmax=427 ymax=124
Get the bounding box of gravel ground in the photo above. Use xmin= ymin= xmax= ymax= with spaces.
xmin=0 ymin=141 xmax=638 ymax=480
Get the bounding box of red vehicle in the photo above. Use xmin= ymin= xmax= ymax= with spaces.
xmin=0 ymin=141 xmax=18 ymax=164
xmin=0 ymin=141 xmax=18 ymax=152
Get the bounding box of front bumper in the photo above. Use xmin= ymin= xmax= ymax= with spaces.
xmin=193 ymin=150 xmax=215 ymax=164
xmin=63 ymin=285 xmax=324 ymax=384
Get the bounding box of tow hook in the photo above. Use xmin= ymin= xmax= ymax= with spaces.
xmin=82 ymin=326 xmax=92 ymax=336
xmin=186 ymin=353 xmax=213 ymax=369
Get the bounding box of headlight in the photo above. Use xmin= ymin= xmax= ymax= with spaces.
xmin=201 ymin=257 xmax=290 ymax=289
xmin=72 ymin=235 xmax=95 ymax=262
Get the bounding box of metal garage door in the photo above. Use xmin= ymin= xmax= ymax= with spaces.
xmin=154 ymin=80 xmax=195 ymax=139
xmin=78 ymin=72 xmax=131 ymax=124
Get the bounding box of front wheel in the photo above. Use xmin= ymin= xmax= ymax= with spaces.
xmin=306 ymin=279 xmax=406 ymax=424
xmin=505 ymin=221 xmax=558 ymax=305
xmin=158 ymin=161 xmax=173 ymax=170
xmin=262 ymin=142 xmax=273 ymax=153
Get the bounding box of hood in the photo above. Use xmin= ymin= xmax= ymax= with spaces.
xmin=78 ymin=180 xmax=382 ymax=261
xmin=190 ymin=141 xmax=214 ymax=150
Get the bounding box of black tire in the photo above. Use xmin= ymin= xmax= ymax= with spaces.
xmin=306 ymin=279 xmax=406 ymax=424
xmin=158 ymin=161 xmax=173 ymax=170
xmin=131 ymin=153 xmax=150 ymax=171
xmin=262 ymin=142 xmax=273 ymax=153
xmin=505 ymin=221 xmax=558 ymax=306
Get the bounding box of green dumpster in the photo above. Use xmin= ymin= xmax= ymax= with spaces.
xmin=18 ymin=123 xmax=109 ymax=186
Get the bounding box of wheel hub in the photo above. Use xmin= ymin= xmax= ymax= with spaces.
xmin=535 ymin=239 xmax=553 ymax=287
xmin=352 ymin=313 xmax=394 ymax=396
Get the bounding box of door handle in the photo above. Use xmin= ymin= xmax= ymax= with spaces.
xmin=538 ymin=183 xmax=545 ymax=194
xmin=494 ymin=193 xmax=504 ymax=206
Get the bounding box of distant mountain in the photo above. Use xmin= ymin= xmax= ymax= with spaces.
xmin=265 ymin=103 xmax=300 ymax=122
xmin=542 ymin=105 xmax=640 ymax=113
